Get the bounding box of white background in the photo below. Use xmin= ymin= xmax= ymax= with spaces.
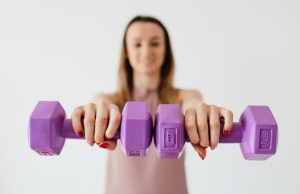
xmin=1 ymin=0 xmax=299 ymax=194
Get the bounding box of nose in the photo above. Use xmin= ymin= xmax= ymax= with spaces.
xmin=141 ymin=44 xmax=153 ymax=58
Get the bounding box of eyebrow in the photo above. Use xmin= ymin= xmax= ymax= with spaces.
xmin=132 ymin=36 xmax=161 ymax=41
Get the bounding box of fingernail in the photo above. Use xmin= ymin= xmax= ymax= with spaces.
xmin=99 ymin=143 xmax=109 ymax=149
xmin=76 ymin=131 xmax=84 ymax=137
xmin=198 ymin=152 xmax=205 ymax=160
xmin=223 ymin=130 xmax=229 ymax=136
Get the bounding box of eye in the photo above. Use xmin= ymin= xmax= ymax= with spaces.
xmin=151 ymin=42 xmax=159 ymax=47
xmin=134 ymin=43 xmax=141 ymax=48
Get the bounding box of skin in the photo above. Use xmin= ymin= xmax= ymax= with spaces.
xmin=71 ymin=22 xmax=233 ymax=159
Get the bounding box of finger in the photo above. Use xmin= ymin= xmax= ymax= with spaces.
xmin=209 ymin=105 xmax=221 ymax=150
xmin=84 ymin=103 xmax=96 ymax=146
xmin=196 ymin=104 xmax=209 ymax=148
xmin=105 ymin=104 xmax=121 ymax=139
xmin=220 ymin=108 xmax=233 ymax=136
xmin=184 ymin=108 xmax=200 ymax=144
xmin=192 ymin=143 xmax=207 ymax=160
xmin=97 ymin=140 xmax=117 ymax=151
xmin=71 ymin=106 xmax=85 ymax=137
xmin=94 ymin=102 xmax=109 ymax=144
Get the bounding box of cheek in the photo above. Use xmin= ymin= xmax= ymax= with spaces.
xmin=127 ymin=49 xmax=139 ymax=63
xmin=157 ymin=47 xmax=166 ymax=62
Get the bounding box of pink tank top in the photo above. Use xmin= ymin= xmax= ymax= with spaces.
xmin=104 ymin=88 xmax=188 ymax=194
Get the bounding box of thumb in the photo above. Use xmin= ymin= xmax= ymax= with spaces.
xmin=97 ymin=140 xmax=117 ymax=151
xmin=192 ymin=143 xmax=207 ymax=160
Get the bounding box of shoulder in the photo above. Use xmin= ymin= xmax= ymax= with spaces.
xmin=177 ymin=88 xmax=203 ymax=103
xmin=90 ymin=92 xmax=120 ymax=104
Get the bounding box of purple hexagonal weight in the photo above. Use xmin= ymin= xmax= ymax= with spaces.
xmin=154 ymin=104 xmax=185 ymax=159
xmin=120 ymin=102 xmax=153 ymax=156
xmin=28 ymin=101 xmax=66 ymax=155
xmin=240 ymin=106 xmax=278 ymax=160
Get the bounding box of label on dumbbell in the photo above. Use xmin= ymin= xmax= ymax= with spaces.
xmin=259 ymin=129 xmax=271 ymax=149
xmin=129 ymin=150 xmax=141 ymax=156
xmin=37 ymin=151 xmax=53 ymax=156
xmin=165 ymin=128 xmax=177 ymax=148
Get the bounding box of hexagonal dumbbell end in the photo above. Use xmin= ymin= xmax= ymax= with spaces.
xmin=120 ymin=102 xmax=153 ymax=156
xmin=154 ymin=104 xmax=185 ymax=159
xmin=239 ymin=106 xmax=278 ymax=160
xmin=28 ymin=101 xmax=68 ymax=155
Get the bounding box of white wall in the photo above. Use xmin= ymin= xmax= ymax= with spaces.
xmin=1 ymin=0 xmax=299 ymax=193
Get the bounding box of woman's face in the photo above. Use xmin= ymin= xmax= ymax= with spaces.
xmin=125 ymin=22 xmax=166 ymax=75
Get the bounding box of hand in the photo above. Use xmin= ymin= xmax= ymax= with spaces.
xmin=184 ymin=102 xmax=233 ymax=160
xmin=71 ymin=101 xmax=121 ymax=150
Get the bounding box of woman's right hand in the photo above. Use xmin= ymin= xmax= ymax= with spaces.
xmin=71 ymin=101 xmax=121 ymax=150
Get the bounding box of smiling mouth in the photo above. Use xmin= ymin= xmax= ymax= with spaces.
xmin=141 ymin=60 xmax=155 ymax=65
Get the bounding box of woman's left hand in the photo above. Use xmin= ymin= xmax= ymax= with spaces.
xmin=183 ymin=101 xmax=233 ymax=160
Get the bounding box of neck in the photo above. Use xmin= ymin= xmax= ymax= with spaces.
xmin=133 ymin=71 xmax=160 ymax=90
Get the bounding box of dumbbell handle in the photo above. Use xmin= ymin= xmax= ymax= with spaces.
xmin=63 ymin=119 xmax=242 ymax=142
xmin=62 ymin=119 xmax=120 ymax=140
xmin=184 ymin=122 xmax=243 ymax=143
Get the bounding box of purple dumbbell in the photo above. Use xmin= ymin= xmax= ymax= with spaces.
xmin=28 ymin=101 xmax=152 ymax=156
xmin=154 ymin=104 xmax=278 ymax=160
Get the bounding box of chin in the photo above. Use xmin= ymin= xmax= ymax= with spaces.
xmin=140 ymin=67 xmax=161 ymax=75
xmin=132 ymin=63 xmax=163 ymax=75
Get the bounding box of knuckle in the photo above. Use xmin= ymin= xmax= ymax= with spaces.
xmin=85 ymin=117 xmax=95 ymax=124
xmin=197 ymin=122 xmax=207 ymax=131
xmin=190 ymin=137 xmax=200 ymax=144
xmin=84 ymin=125 xmax=94 ymax=135
xmin=105 ymin=130 xmax=113 ymax=139
xmin=210 ymin=104 xmax=218 ymax=110
xmin=222 ymin=108 xmax=233 ymax=116
xmin=110 ymin=104 xmax=120 ymax=110
xmin=228 ymin=110 xmax=233 ymax=117
xmin=98 ymin=115 xmax=108 ymax=123
xmin=200 ymin=140 xmax=209 ymax=148
xmin=185 ymin=120 xmax=196 ymax=130
xmin=210 ymin=121 xmax=220 ymax=129
xmin=72 ymin=107 xmax=83 ymax=117
xmin=197 ymin=102 xmax=206 ymax=109
xmin=112 ymin=114 xmax=121 ymax=125
xmin=96 ymin=101 xmax=106 ymax=108
xmin=85 ymin=103 xmax=95 ymax=110
xmin=185 ymin=108 xmax=194 ymax=115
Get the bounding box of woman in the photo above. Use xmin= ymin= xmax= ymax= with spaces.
xmin=72 ymin=15 xmax=233 ymax=194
